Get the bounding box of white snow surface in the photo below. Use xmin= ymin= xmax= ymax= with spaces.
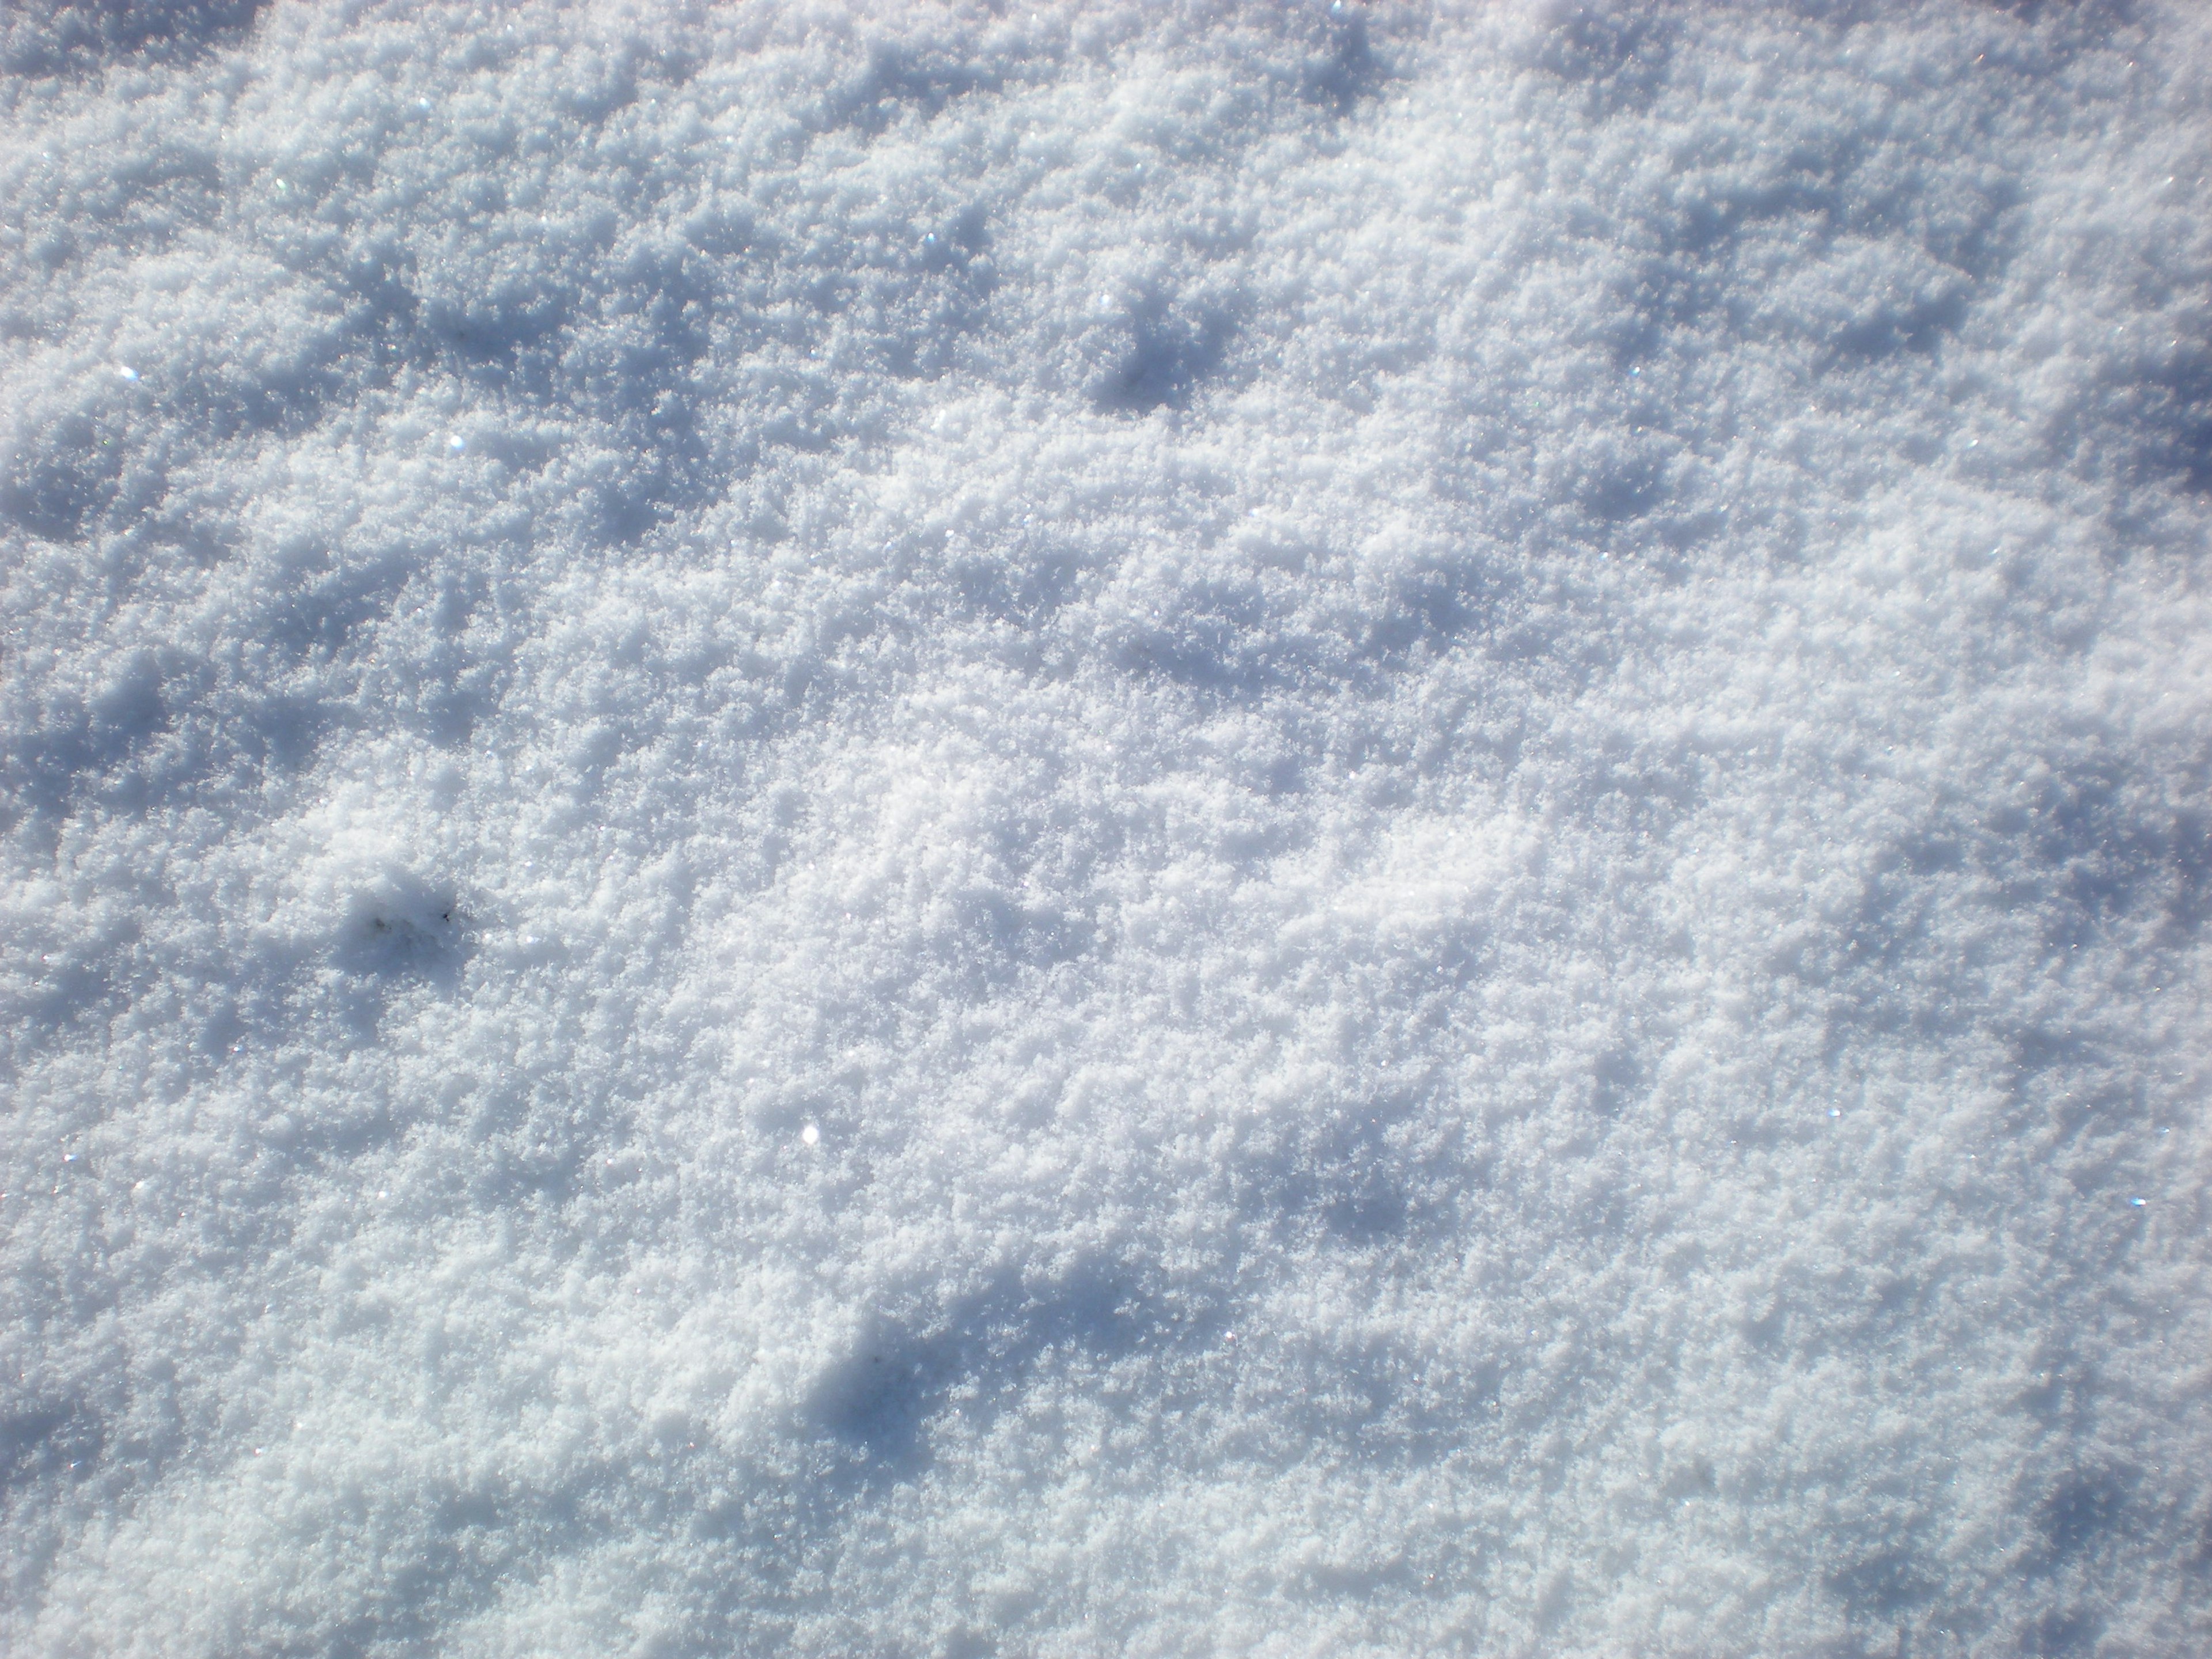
xmin=4 ymin=1 xmax=2211 ymax=1653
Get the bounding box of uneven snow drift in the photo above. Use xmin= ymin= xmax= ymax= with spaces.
xmin=4 ymin=1 xmax=2211 ymax=1653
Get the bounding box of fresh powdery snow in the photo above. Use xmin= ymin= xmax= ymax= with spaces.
xmin=4 ymin=1 xmax=2211 ymax=1654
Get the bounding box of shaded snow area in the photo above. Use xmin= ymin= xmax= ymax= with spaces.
xmin=6 ymin=0 xmax=2212 ymax=1653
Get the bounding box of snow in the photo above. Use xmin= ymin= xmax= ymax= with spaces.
xmin=3 ymin=0 xmax=2210 ymax=1653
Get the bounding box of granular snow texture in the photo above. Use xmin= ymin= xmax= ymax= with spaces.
xmin=4 ymin=1 xmax=2211 ymax=1654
